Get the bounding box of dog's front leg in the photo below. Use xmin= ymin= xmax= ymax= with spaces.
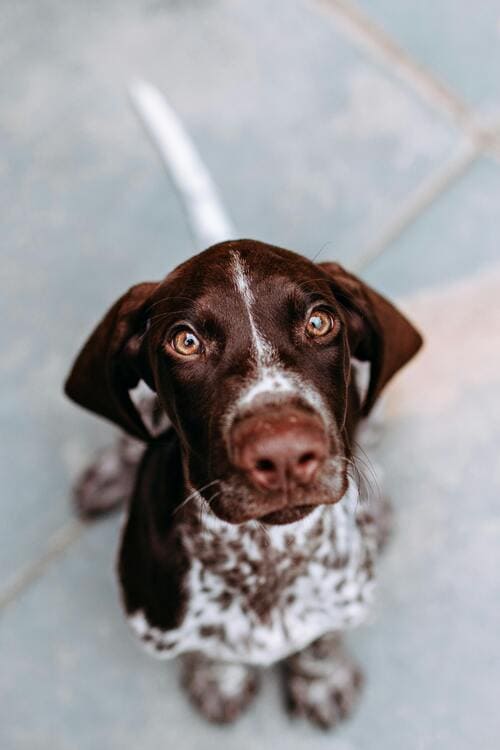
xmin=180 ymin=653 xmax=260 ymax=724
xmin=73 ymin=388 xmax=167 ymax=518
xmin=284 ymin=633 xmax=363 ymax=728
xmin=73 ymin=434 xmax=144 ymax=517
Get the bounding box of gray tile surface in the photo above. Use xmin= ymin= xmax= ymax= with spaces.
xmin=2 ymin=0 xmax=463 ymax=259
xmin=1 ymin=0 xmax=500 ymax=747
xmin=363 ymin=156 xmax=500 ymax=296
xmin=354 ymin=0 xmax=500 ymax=119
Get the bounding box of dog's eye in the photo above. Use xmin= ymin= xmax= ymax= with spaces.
xmin=306 ymin=310 xmax=335 ymax=338
xmin=172 ymin=329 xmax=202 ymax=356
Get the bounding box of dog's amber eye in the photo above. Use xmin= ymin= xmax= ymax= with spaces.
xmin=172 ymin=329 xmax=202 ymax=356
xmin=306 ymin=310 xmax=334 ymax=338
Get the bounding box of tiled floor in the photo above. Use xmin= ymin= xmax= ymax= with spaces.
xmin=353 ymin=0 xmax=500 ymax=119
xmin=1 ymin=1 xmax=499 ymax=748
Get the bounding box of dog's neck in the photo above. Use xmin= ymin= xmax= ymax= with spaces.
xmin=189 ymin=475 xmax=360 ymax=539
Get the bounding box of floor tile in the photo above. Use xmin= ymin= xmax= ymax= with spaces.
xmin=167 ymin=0 xmax=462 ymax=262
xmin=351 ymin=265 xmax=500 ymax=749
xmin=354 ymin=0 xmax=500 ymax=119
xmin=363 ymin=156 xmax=500 ymax=296
xmin=2 ymin=0 xmax=462 ymax=263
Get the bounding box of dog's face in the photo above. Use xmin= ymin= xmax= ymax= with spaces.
xmin=147 ymin=243 xmax=351 ymax=524
xmin=65 ymin=240 xmax=422 ymax=525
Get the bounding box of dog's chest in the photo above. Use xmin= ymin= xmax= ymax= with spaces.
xmin=129 ymin=483 xmax=378 ymax=666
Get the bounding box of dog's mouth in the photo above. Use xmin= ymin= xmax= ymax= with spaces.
xmin=246 ymin=485 xmax=345 ymax=525
xmin=209 ymin=464 xmax=347 ymax=525
xmin=258 ymin=503 xmax=317 ymax=525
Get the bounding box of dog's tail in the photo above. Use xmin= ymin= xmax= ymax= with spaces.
xmin=129 ymin=78 xmax=236 ymax=250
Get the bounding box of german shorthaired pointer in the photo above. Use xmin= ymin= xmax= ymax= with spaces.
xmin=65 ymin=239 xmax=422 ymax=727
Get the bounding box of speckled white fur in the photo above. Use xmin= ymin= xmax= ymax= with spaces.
xmin=125 ymin=294 xmax=383 ymax=668
xmin=127 ymin=476 xmax=378 ymax=667
xmin=121 ymin=278 xmax=387 ymax=672
xmin=223 ymin=251 xmax=334 ymax=447
xmin=230 ymin=250 xmax=275 ymax=368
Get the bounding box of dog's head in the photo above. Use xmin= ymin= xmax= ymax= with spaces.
xmin=65 ymin=240 xmax=422 ymax=524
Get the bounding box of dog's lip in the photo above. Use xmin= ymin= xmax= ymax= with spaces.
xmin=236 ymin=482 xmax=347 ymax=523
xmin=212 ymin=496 xmax=316 ymax=525
xmin=259 ymin=503 xmax=316 ymax=524
xmin=252 ymin=499 xmax=313 ymax=520
xmin=217 ymin=503 xmax=316 ymax=525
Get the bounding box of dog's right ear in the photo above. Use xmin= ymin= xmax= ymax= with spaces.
xmin=64 ymin=282 xmax=159 ymax=441
xmin=318 ymin=262 xmax=423 ymax=415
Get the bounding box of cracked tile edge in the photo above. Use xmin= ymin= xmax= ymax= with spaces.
xmin=315 ymin=0 xmax=489 ymax=142
xmin=352 ymin=140 xmax=479 ymax=272
xmin=0 ymin=519 xmax=84 ymax=614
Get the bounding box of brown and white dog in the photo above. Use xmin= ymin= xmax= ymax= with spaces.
xmin=65 ymin=239 xmax=422 ymax=727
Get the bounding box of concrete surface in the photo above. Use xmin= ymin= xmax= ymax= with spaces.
xmin=1 ymin=1 xmax=499 ymax=748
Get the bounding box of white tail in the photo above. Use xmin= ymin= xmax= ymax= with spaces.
xmin=129 ymin=78 xmax=236 ymax=249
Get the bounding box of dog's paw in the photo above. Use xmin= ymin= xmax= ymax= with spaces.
xmin=73 ymin=438 xmax=143 ymax=518
xmin=285 ymin=637 xmax=363 ymax=729
xmin=181 ymin=654 xmax=259 ymax=724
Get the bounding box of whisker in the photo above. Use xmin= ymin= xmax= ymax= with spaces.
xmin=256 ymin=520 xmax=271 ymax=546
xmin=309 ymin=241 xmax=335 ymax=264
xmin=148 ymin=309 xmax=194 ymax=322
xmin=173 ymin=479 xmax=220 ymax=515
xmin=352 ymin=442 xmax=381 ymax=490
xmin=145 ymin=310 xmax=194 ymax=336
xmin=293 ymin=277 xmax=335 ymax=293
xmin=206 ymin=489 xmax=222 ymax=506
xmin=339 ymin=454 xmax=377 ymax=506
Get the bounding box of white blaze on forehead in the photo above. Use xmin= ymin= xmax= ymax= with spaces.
xmin=238 ymin=367 xmax=326 ymax=416
xmin=230 ymin=251 xmax=276 ymax=368
xmin=227 ymin=250 xmax=331 ymax=431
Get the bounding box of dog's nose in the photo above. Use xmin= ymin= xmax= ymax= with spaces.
xmin=231 ymin=408 xmax=327 ymax=492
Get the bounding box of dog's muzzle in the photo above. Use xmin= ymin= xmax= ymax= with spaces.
xmin=230 ymin=405 xmax=328 ymax=493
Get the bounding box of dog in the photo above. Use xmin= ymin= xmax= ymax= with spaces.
xmin=65 ymin=239 xmax=422 ymax=727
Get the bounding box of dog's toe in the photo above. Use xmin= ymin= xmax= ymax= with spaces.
xmin=181 ymin=654 xmax=260 ymax=724
xmin=287 ymin=665 xmax=363 ymax=728
xmin=285 ymin=636 xmax=363 ymax=729
xmin=73 ymin=441 xmax=142 ymax=518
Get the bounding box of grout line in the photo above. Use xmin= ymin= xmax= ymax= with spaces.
xmin=0 ymin=519 xmax=84 ymax=613
xmin=313 ymin=1 xmax=500 ymax=278
xmin=315 ymin=0 xmax=486 ymax=141
xmin=352 ymin=141 xmax=479 ymax=272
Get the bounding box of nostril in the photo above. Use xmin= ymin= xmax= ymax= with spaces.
xmin=292 ymin=449 xmax=323 ymax=485
xmin=252 ymin=457 xmax=282 ymax=491
xmin=255 ymin=458 xmax=275 ymax=473
xmin=298 ymin=451 xmax=316 ymax=466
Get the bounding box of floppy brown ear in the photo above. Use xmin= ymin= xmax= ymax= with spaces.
xmin=64 ymin=282 xmax=159 ymax=441
xmin=319 ymin=262 xmax=423 ymax=415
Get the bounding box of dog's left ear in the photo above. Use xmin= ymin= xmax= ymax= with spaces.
xmin=65 ymin=281 xmax=159 ymax=441
xmin=319 ymin=262 xmax=423 ymax=415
